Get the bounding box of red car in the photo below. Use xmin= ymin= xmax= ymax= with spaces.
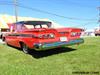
xmin=5 ymin=21 xmax=84 ymax=53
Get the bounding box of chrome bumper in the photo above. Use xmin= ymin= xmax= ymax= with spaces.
xmin=34 ymin=38 xmax=84 ymax=51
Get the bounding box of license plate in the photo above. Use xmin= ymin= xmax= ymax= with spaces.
xmin=60 ymin=37 xmax=68 ymax=41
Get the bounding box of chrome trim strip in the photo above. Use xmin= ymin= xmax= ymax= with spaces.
xmin=34 ymin=38 xmax=84 ymax=51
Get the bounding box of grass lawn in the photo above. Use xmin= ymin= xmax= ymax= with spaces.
xmin=0 ymin=37 xmax=100 ymax=75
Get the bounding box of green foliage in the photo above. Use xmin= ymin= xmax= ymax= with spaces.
xmin=0 ymin=37 xmax=100 ymax=75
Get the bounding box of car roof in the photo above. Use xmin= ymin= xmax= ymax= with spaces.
xmin=15 ymin=21 xmax=51 ymax=25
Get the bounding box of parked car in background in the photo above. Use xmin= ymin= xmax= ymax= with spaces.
xmin=94 ymin=28 xmax=100 ymax=36
xmin=0 ymin=29 xmax=10 ymax=41
xmin=5 ymin=21 xmax=84 ymax=54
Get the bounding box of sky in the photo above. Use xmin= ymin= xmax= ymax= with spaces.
xmin=0 ymin=0 xmax=100 ymax=31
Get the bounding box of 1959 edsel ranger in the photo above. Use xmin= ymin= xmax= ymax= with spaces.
xmin=5 ymin=21 xmax=84 ymax=53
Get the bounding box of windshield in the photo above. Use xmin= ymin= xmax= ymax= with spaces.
xmin=15 ymin=21 xmax=52 ymax=30
xmin=23 ymin=21 xmax=51 ymax=29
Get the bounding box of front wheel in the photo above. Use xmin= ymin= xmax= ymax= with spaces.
xmin=22 ymin=43 xmax=29 ymax=54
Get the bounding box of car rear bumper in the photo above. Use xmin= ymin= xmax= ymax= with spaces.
xmin=34 ymin=38 xmax=84 ymax=51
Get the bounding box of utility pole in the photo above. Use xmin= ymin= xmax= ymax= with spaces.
xmin=97 ymin=7 xmax=100 ymax=30
xmin=14 ymin=0 xmax=18 ymax=22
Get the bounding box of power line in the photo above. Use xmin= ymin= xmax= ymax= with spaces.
xmin=17 ymin=4 xmax=98 ymax=21
xmin=0 ymin=2 xmax=97 ymax=21
xmin=1 ymin=2 xmax=98 ymax=21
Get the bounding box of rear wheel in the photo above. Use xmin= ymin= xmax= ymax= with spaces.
xmin=22 ymin=43 xmax=29 ymax=54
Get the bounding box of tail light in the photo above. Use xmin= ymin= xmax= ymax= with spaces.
xmin=38 ymin=33 xmax=55 ymax=39
xmin=71 ymin=32 xmax=81 ymax=36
